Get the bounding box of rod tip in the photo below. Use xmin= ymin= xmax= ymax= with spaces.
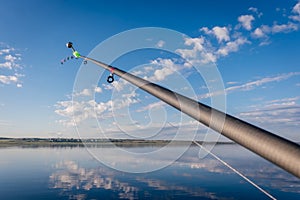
xmin=66 ymin=42 xmax=73 ymax=49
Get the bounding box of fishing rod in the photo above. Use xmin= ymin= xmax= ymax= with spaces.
xmin=65 ymin=42 xmax=300 ymax=178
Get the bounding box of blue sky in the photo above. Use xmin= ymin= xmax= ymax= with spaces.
xmin=0 ymin=0 xmax=300 ymax=141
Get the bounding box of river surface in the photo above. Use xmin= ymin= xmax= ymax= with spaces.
xmin=0 ymin=144 xmax=299 ymax=200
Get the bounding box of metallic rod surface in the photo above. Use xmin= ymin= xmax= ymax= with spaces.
xmin=82 ymin=56 xmax=300 ymax=178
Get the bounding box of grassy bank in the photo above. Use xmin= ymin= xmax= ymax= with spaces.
xmin=0 ymin=137 xmax=234 ymax=148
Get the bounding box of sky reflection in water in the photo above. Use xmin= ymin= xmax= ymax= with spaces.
xmin=0 ymin=144 xmax=299 ymax=200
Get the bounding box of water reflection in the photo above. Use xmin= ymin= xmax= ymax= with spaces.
xmin=49 ymin=160 xmax=139 ymax=199
xmin=49 ymin=159 xmax=221 ymax=200
xmin=179 ymin=145 xmax=300 ymax=194
xmin=48 ymin=145 xmax=300 ymax=199
xmin=180 ymin=154 xmax=299 ymax=196
xmin=1 ymin=145 xmax=299 ymax=200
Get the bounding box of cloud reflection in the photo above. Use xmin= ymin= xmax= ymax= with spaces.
xmin=178 ymin=146 xmax=300 ymax=194
xmin=49 ymin=145 xmax=300 ymax=200
xmin=49 ymin=159 xmax=227 ymax=200
xmin=49 ymin=160 xmax=139 ymax=200
xmin=134 ymin=177 xmax=222 ymax=200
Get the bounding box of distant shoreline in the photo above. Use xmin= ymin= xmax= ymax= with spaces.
xmin=0 ymin=137 xmax=235 ymax=148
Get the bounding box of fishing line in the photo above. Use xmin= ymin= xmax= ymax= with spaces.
xmin=165 ymin=121 xmax=276 ymax=199
xmin=192 ymin=140 xmax=276 ymax=200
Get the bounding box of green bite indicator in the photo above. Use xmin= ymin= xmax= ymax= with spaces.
xmin=73 ymin=51 xmax=81 ymax=58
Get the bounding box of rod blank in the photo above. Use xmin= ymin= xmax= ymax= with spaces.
xmin=82 ymin=56 xmax=300 ymax=178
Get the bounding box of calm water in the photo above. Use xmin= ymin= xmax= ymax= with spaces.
xmin=0 ymin=144 xmax=299 ymax=200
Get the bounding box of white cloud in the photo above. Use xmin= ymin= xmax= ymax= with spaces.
xmin=240 ymin=108 xmax=300 ymax=125
xmin=293 ymin=1 xmax=300 ymax=14
xmin=238 ymin=15 xmax=255 ymax=30
xmin=111 ymin=80 xmax=126 ymax=91
xmin=144 ymin=66 xmax=154 ymax=72
xmin=5 ymin=54 xmax=18 ymax=62
xmin=198 ymin=72 xmax=300 ymax=99
xmin=0 ymin=62 xmax=13 ymax=69
xmin=258 ymin=40 xmax=271 ymax=46
xmin=175 ymin=47 xmax=197 ymax=62
xmin=131 ymin=66 xmax=154 ymax=77
xmin=0 ymin=74 xmax=19 ymax=84
xmin=252 ymin=27 xmax=265 ymax=38
xmin=227 ymin=72 xmax=300 ymax=92
xmin=16 ymin=83 xmax=22 ymax=88
xmin=226 ymin=81 xmax=239 ymax=85
xmin=80 ymin=88 xmax=91 ymax=96
xmin=102 ymin=77 xmax=129 ymax=93
xmin=265 ymin=96 xmax=299 ymax=106
xmin=136 ymin=101 xmax=166 ymax=112
xmin=200 ymin=52 xmax=217 ymax=64
xmin=132 ymin=70 xmax=144 ymax=76
xmin=153 ymin=67 xmax=174 ymax=81
xmin=0 ymin=54 xmax=21 ymax=70
xmin=289 ymin=1 xmax=300 ymax=22
xmin=250 ymin=1 xmax=300 ymax=43
xmin=156 ymin=40 xmax=165 ymax=48
xmin=200 ymin=27 xmax=210 ymax=34
xmin=177 ymin=33 xmax=248 ymax=64
xmin=55 ymin=89 xmax=140 ymax=126
xmin=195 ymin=1 xmax=300 ymax=62
xmin=212 ymin=26 xmax=230 ymax=43
xmin=54 ymin=99 xmax=112 ymax=126
xmin=254 ymin=22 xmax=298 ymax=38
xmin=176 ymin=36 xmax=217 ymax=65
xmin=290 ymin=15 xmax=300 ymax=22
xmin=149 ymin=58 xmax=179 ymax=81
xmin=248 ymin=7 xmax=263 ymax=18
xmin=248 ymin=7 xmax=258 ymax=13
xmin=0 ymin=44 xmax=24 ymax=87
xmin=0 ymin=47 xmax=14 ymax=55
xmin=271 ymin=23 xmax=298 ymax=33
xmin=239 ymin=98 xmax=300 ymax=127
xmin=217 ymin=37 xmax=249 ymax=56
xmin=73 ymin=88 xmax=92 ymax=97
xmin=116 ymin=90 xmax=139 ymax=110
xmin=201 ymin=26 xmax=230 ymax=43
xmin=94 ymin=86 xmax=102 ymax=93
xmin=183 ymin=37 xmax=205 ymax=51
